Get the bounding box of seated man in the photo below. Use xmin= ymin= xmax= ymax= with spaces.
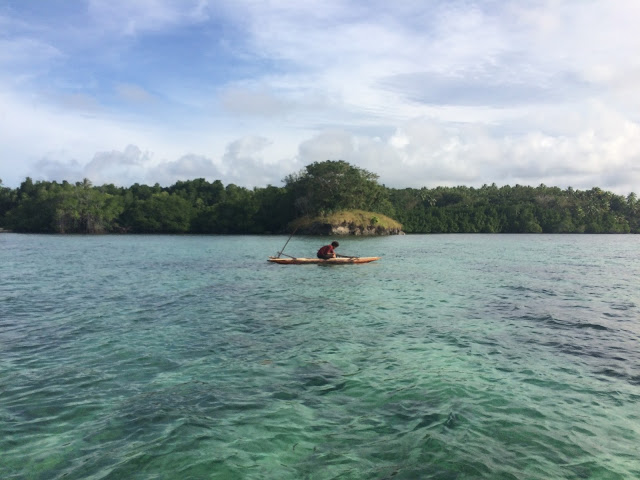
xmin=317 ymin=241 xmax=339 ymax=259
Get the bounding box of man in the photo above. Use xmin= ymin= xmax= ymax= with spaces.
xmin=317 ymin=241 xmax=339 ymax=259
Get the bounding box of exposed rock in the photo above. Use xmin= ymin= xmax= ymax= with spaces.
xmin=298 ymin=222 xmax=404 ymax=236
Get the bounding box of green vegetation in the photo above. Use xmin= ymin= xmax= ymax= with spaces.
xmin=284 ymin=160 xmax=393 ymax=216
xmin=0 ymin=163 xmax=639 ymax=234
xmin=389 ymin=184 xmax=638 ymax=233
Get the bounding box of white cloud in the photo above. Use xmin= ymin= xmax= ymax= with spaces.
xmin=83 ymin=145 xmax=151 ymax=185
xmin=220 ymin=136 xmax=294 ymax=186
xmin=297 ymin=131 xmax=355 ymax=165
xmin=26 ymin=145 xmax=149 ymax=186
xmin=1 ymin=0 xmax=640 ymax=196
xmin=31 ymin=155 xmax=84 ymax=184
xmin=289 ymin=101 xmax=640 ymax=195
xmin=148 ymin=153 xmax=221 ymax=186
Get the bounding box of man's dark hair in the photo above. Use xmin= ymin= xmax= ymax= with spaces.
xmin=331 ymin=241 xmax=339 ymax=247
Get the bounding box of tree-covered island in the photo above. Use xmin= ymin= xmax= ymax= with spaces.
xmin=1 ymin=160 xmax=638 ymax=234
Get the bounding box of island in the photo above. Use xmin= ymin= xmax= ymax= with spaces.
xmin=0 ymin=161 xmax=638 ymax=234
xmin=290 ymin=209 xmax=403 ymax=236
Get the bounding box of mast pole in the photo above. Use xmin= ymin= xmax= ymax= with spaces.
xmin=276 ymin=228 xmax=298 ymax=258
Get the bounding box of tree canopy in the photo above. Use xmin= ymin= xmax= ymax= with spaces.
xmin=284 ymin=160 xmax=393 ymax=217
xmin=1 ymin=161 xmax=638 ymax=234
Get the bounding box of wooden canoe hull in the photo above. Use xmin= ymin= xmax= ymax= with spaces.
xmin=268 ymin=256 xmax=380 ymax=265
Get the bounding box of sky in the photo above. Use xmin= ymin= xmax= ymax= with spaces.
xmin=1 ymin=0 xmax=640 ymax=194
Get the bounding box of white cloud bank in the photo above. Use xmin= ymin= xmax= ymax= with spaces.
xmin=1 ymin=0 xmax=639 ymax=195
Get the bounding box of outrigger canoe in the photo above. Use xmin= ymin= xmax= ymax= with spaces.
xmin=268 ymin=256 xmax=380 ymax=265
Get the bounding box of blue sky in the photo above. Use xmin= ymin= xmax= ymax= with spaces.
xmin=1 ymin=0 xmax=639 ymax=194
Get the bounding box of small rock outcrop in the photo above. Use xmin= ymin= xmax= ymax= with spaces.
xmin=298 ymin=222 xmax=404 ymax=236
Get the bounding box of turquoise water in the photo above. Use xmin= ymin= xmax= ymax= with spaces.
xmin=1 ymin=234 xmax=639 ymax=479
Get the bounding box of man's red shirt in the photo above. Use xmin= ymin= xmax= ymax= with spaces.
xmin=317 ymin=245 xmax=335 ymax=256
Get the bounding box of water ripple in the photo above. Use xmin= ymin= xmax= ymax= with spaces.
xmin=1 ymin=234 xmax=640 ymax=479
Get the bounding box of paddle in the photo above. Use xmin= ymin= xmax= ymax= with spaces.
xmin=275 ymin=228 xmax=298 ymax=258
xmin=336 ymin=254 xmax=360 ymax=259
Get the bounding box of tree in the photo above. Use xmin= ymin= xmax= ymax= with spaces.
xmin=252 ymin=185 xmax=296 ymax=233
xmin=3 ymin=168 xmax=640 ymax=235
xmin=121 ymin=192 xmax=193 ymax=233
xmin=284 ymin=160 xmax=389 ymax=215
xmin=0 ymin=178 xmax=17 ymax=228
xmin=6 ymin=179 xmax=58 ymax=232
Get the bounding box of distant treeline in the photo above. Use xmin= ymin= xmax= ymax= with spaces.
xmin=1 ymin=160 xmax=638 ymax=233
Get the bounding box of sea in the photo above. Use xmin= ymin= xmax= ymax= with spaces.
xmin=1 ymin=233 xmax=639 ymax=479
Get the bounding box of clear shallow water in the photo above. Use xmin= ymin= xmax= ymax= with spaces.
xmin=1 ymin=234 xmax=639 ymax=479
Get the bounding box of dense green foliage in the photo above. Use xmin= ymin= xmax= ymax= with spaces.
xmin=1 ymin=163 xmax=638 ymax=234
xmin=389 ymin=184 xmax=638 ymax=233
xmin=284 ymin=160 xmax=393 ymax=217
